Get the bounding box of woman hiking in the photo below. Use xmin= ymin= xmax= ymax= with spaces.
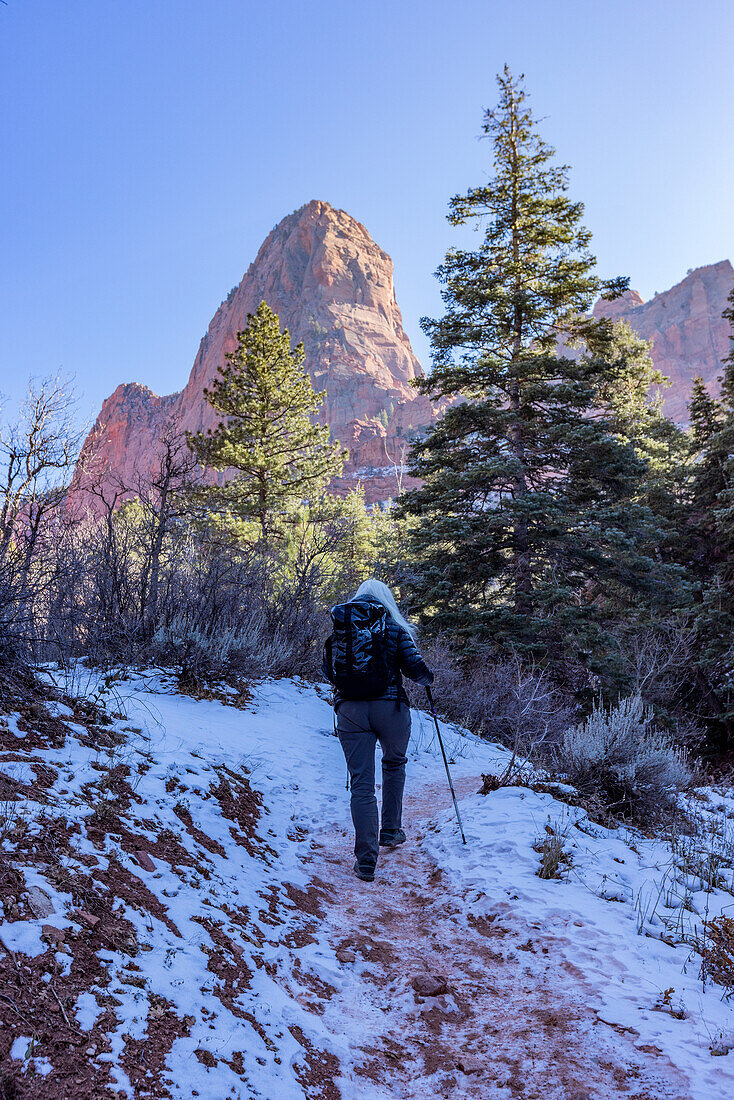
xmin=322 ymin=579 xmax=434 ymax=882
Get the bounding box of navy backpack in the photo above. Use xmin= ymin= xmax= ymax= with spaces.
xmin=322 ymin=600 xmax=390 ymax=700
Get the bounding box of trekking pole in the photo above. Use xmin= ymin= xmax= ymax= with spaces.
xmin=425 ymin=686 xmax=467 ymax=845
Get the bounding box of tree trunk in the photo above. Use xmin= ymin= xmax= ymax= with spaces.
xmin=145 ymin=481 xmax=169 ymax=641
xmin=258 ymin=471 xmax=268 ymax=545
xmin=507 ymin=90 xmax=532 ymax=617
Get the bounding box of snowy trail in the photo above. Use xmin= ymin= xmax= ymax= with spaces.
xmin=4 ymin=674 xmax=734 ymax=1098
xmin=293 ymin=774 xmax=692 ymax=1099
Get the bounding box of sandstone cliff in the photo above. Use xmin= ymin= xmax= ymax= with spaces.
xmin=594 ymin=261 xmax=734 ymax=422
xmin=76 ymin=207 xmax=734 ymax=513
xmin=77 ymin=201 xmax=435 ymax=506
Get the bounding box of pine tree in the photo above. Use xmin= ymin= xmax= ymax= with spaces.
xmin=586 ymin=321 xmax=691 ymax=559
xmin=715 ymin=297 xmax=734 ymax=584
xmin=188 ymin=301 xmax=345 ymax=546
xmin=400 ymin=68 xmax=678 ymax=682
xmin=684 ymin=293 xmax=734 ymax=730
xmin=688 ymin=378 xmax=729 ymax=520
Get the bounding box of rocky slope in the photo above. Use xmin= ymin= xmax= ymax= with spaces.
xmin=76 ymin=201 xmax=435 ymax=506
xmin=594 ymin=260 xmax=734 ymax=422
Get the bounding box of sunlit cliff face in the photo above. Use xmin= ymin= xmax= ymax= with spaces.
xmin=72 ymin=200 xmax=438 ymax=512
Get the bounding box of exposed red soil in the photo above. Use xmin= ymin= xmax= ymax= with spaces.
xmin=121 ymin=995 xmax=193 ymax=1099
xmin=191 ymin=914 xmax=254 ymax=1018
xmin=172 ymin=803 xmax=226 ymax=858
xmin=289 ymin=1024 xmax=342 ymax=1100
xmin=207 ymin=765 xmax=271 ymax=858
xmin=93 ymin=856 xmax=181 ymax=939
xmin=0 ymin=930 xmax=119 ymax=1099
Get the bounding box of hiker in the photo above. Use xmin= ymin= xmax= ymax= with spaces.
xmin=322 ymin=579 xmax=434 ymax=882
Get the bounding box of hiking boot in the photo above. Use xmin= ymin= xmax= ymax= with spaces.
xmin=379 ymin=828 xmax=406 ymax=848
xmin=353 ymin=861 xmax=375 ymax=882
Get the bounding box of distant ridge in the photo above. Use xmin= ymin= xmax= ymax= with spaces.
xmin=594 ymin=260 xmax=734 ymax=422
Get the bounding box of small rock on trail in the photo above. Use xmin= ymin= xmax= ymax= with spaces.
xmin=456 ymin=1055 xmax=483 ymax=1075
xmin=26 ymin=885 xmax=55 ymax=918
xmin=411 ymin=973 xmax=449 ymax=997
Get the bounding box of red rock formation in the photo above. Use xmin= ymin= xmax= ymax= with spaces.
xmin=76 ymin=201 xmax=436 ymax=507
xmin=593 ymin=288 xmax=644 ymax=322
xmin=76 ymin=204 xmax=734 ymax=515
xmin=593 ymin=261 xmax=734 ymax=422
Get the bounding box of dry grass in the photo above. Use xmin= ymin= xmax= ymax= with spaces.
xmin=700 ymin=916 xmax=734 ymax=996
xmin=534 ymin=821 xmax=573 ymax=880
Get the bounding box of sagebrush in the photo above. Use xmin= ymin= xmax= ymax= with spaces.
xmin=558 ymin=694 xmax=692 ymax=818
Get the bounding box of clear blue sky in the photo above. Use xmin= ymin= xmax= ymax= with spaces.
xmin=2 ymin=0 xmax=733 ymax=425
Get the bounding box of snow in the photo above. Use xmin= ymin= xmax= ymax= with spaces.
xmin=3 ymin=669 xmax=734 ymax=1097
xmin=0 ymin=760 xmax=35 ymax=784
xmin=0 ymin=919 xmax=47 ymax=956
xmin=10 ymin=1035 xmax=31 ymax=1060
xmin=75 ymin=990 xmax=102 ymax=1030
xmin=425 ymin=784 xmax=734 ymax=1098
xmin=46 ymin=700 xmax=74 ymax=718
xmin=9 ymin=1036 xmax=53 ymax=1076
xmin=0 ymin=712 xmax=25 ymax=738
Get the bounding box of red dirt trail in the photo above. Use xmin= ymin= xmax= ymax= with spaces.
xmin=296 ymin=776 xmax=692 ymax=1100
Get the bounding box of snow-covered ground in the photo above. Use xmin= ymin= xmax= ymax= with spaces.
xmin=2 ymin=670 xmax=734 ymax=1098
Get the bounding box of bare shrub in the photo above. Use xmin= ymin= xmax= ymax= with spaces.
xmin=152 ymin=617 xmax=247 ymax=676
xmin=415 ymin=640 xmax=575 ymax=756
xmin=0 ymin=795 xmax=28 ymax=845
xmin=558 ymin=693 xmax=693 ymax=819
xmin=622 ymin=621 xmax=696 ymax=700
xmin=0 ymin=375 xmax=81 ymax=561
xmin=145 ymin=553 xmax=329 ymax=687
xmin=152 ymin=611 xmax=308 ymax=685
xmin=609 ymin=620 xmax=711 ymax=749
xmin=0 ymin=376 xmax=82 ymax=669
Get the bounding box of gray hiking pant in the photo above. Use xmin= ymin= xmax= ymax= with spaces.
xmin=337 ymin=698 xmax=411 ymax=870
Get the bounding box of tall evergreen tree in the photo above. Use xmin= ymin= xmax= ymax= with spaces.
xmin=400 ymin=68 xmax=677 ymax=683
xmin=684 ymin=293 xmax=734 ymax=731
xmin=586 ymin=321 xmax=691 ymax=559
xmin=188 ymin=301 xmax=345 ymax=546
xmin=684 ymin=377 xmax=726 ymax=581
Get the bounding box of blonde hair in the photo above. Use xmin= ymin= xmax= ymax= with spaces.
xmin=352 ymin=578 xmax=416 ymax=639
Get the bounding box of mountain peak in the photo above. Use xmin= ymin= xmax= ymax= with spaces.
xmin=295 ymin=198 xmax=335 ymax=216
xmin=594 ymin=288 xmax=645 ymax=321
xmin=683 ymin=258 xmax=734 ymax=280
xmin=74 ymin=203 xmax=434 ymax=508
